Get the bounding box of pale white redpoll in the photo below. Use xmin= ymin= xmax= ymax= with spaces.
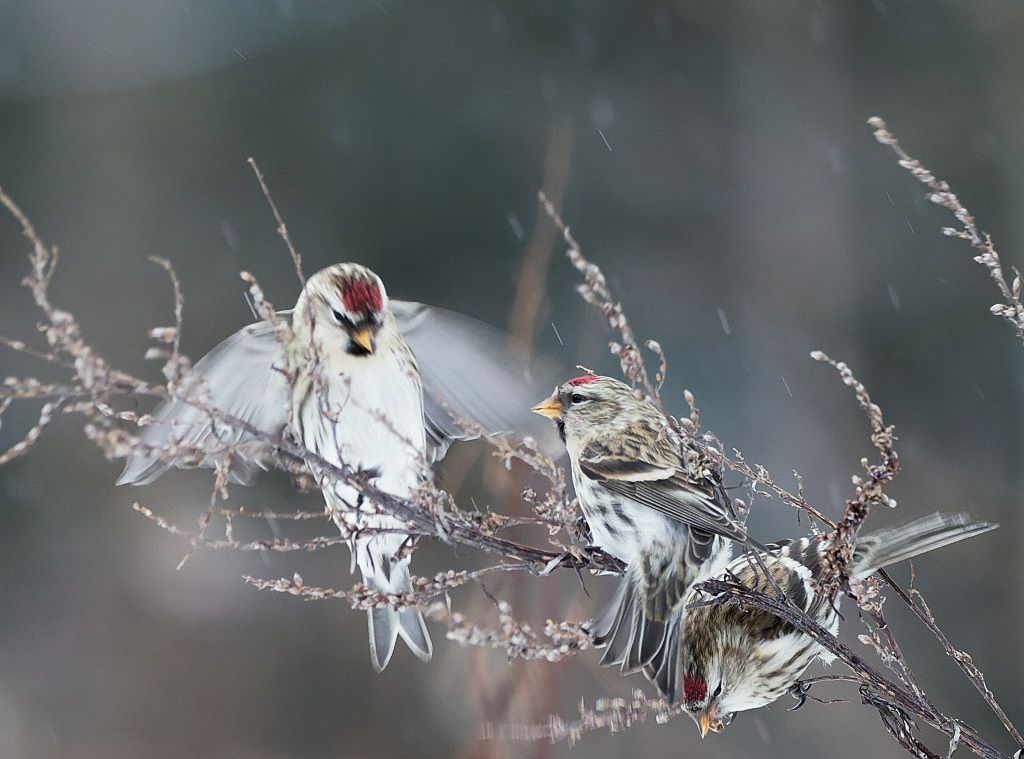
xmin=119 ymin=263 xmax=556 ymax=671
xmin=531 ymin=374 xmax=746 ymax=698
xmin=678 ymin=512 xmax=997 ymax=736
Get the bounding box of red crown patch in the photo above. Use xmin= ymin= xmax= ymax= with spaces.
xmin=683 ymin=675 xmax=707 ymax=705
xmin=565 ymin=374 xmax=599 ymax=387
xmin=341 ymin=281 xmax=383 ymax=313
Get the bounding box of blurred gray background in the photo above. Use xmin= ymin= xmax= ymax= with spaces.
xmin=0 ymin=2 xmax=1022 ymax=758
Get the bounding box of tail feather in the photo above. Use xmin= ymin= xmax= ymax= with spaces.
xmin=367 ymin=600 xmax=400 ymax=672
xmin=362 ymin=559 xmax=433 ymax=671
xmin=622 ymin=609 xmax=646 ymax=672
xmin=592 ymin=578 xmax=627 ymax=647
xmin=595 ymin=575 xmax=640 ymax=669
xmin=628 ymin=611 xmax=667 ymax=673
xmin=392 ymin=562 xmax=432 ymax=663
xmin=397 ymin=608 xmax=432 ymax=661
xmin=593 ymin=568 xmax=669 ymax=675
xmin=852 ymin=512 xmax=998 ymax=578
xmin=644 ymin=616 xmax=681 ymax=703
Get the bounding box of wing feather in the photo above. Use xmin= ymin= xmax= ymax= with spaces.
xmin=391 ymin=300 xmax=562 ymax=461
xmin=119 ymin=299 xmax=564 ymax=485
xmin=116 ymin=320 xmax=289 ymax=485
xmin=579 ymin=441 xmax=745 ymax=541
xmin=598 ymin=477 xmax=746 ymax=541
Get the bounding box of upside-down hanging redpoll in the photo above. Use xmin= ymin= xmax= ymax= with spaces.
xmin=678 ymin=511 xmax=997 ymax=737
xmin=119 ymin=263 xmax=558 ymax=671
xmin=532 ymin=374 xmax=746 ymax=700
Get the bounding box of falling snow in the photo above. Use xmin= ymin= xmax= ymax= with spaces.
xmin=717 ymin=308 xmax=732 ymax=336
xmin=887 ymin=284 xmax=901 ymax=312
xmin=550 ymin=321 xmax=564 ymax=346
xmin=507 ymin=212 xmax=525 ymax=241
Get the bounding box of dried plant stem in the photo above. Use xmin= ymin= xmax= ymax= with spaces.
xmin=868 ymin=116 xmax=1024 ymax=342
xmin=483 ymin=690 xmax=683 ymax=746
xmin=245 ymin=564 xmax=527 ymax=610
xmin=538 ymin=190 xmax=661 ymax=405
xmin=810 ymin=351 xmax=899 ymax=598
xmin=882 ymin=572 xmax=1024 ymax=749
xmin=247 ymin=157 xmax=305 ymax=286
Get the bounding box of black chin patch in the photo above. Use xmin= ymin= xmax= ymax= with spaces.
xmin=556 ymin=418 xmax=566 ymax=442
xmin=346 ymin=340 xmax=372 ymax=357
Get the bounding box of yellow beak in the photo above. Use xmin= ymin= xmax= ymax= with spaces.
xmin=530 ymin=394 xmax=563 ymax=420
xmin=351 ymin=326 xmax=375 ymax=354
xmin=697 ymin=704 xmax=717 ymax=739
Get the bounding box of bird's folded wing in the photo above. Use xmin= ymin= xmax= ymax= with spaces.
xmin=578 ymin=452 xmax=746 ymax=541
xmin=391 ymin=300 xmax=562 ymax=462
xmin=116 ymin=320 xmax=290 ymax=486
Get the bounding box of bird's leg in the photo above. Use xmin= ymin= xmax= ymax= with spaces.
xmin=787 ymin=681 xmax=812 ymax=711
xmin=572 ymin=514 xmax=593 ymax=545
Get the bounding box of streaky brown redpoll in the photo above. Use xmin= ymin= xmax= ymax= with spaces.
xmin=119 ymin=263 xmax=558 ymax=671
xmin=679 ymin=511 xmax=997 ymax=736
xmin=531 ymin=374 xmax=746 ymax=698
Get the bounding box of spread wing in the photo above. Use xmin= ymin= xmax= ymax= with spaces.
xmin=391 ymin=300 xmax=562 ymax=462
xmin=118 ymin=299 xmax=562 ymax=486
xmin=116 ymin=320 xmax=289 ymax=486
xmin=578 ymin=442 xmax=746 ymax=541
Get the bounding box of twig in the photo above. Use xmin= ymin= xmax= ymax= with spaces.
xmin=247 ymin=158 xmax=305 ymax=286
xmin=538 ymin=191 xmax=660 ymax=404
xmin=810 ymin=351 xmax=899 ymax=598
xmin=868 ymin=116 xmax=1024 ymax=342
xmin=880 ymin=571 xmax=1024 ymax=748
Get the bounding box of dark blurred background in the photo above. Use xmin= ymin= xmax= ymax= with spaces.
xmin=1 ymin=2 xmax=1022 ymax=758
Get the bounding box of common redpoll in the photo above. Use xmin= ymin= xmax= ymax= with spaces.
xmin=119 ymin=263 xmax=557 ymax=671
xmin=531 ymin=375 xmax=746 ymax=697
xmin=678 ymin=511 xmax=997 ymax=736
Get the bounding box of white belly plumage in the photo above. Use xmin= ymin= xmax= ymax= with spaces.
xmin=571 ymin=464 xmax=682 ymax=564
xmin=290 ymin=347 xmax=426 ymax=575
xmin=571 ymin=463 xmax=734 ymax=587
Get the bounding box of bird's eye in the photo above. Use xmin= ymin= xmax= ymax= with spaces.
xmin=712 ymin=683 xmax=723 ymax=699
xmin=332 ymin=309 xmax=351 ymax=326
xmin=570 ymin=393 xmax=586 ymax=404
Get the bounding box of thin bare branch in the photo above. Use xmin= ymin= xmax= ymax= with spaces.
xmin=811 ymin=351 xmax=900 ymax=598
xmin=247 ymin=157 xmax=305 ymax=286
xmin=868 ymin=116 xmax=1024 ymax=342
